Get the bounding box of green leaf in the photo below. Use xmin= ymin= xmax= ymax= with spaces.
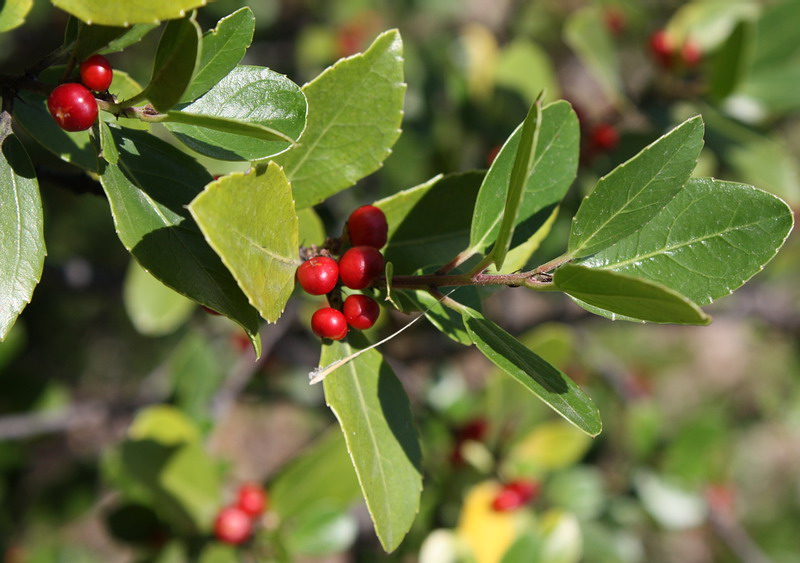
xmin=0 ymin=134 xmax=45 ymax=340
xmin=180 ymin=7 xmax=255 ymax=103
xmin=164 ymin=66 xmax=307 ymax=161
xmin=129 ymin=405 xmax=201 ymax=445
xmin=164 ymin=110 xmax=293 ymax=142
xmin=0 ymin=0 xmax=33 ymax=32
xmin=73 ymin=22 xmax=128 ymax=60
xmin=297 ymin=207 xmax=325 ymax=247
xmin=377 ymin=172 xmax=483 ymax=274
xmin=98 ymin=126 xmax=262 ymax=354
xmin=709 ymin=20 xmax=753 ymax=102
xmin=141 ymin=15 xmax=201 ymax=112
xmin=462 ymin=307 xmax=602 ymax=437
xmin=123 ymin=258 xmax=194 ymax=336
xmin=578 ymin=178 xmax=794 ymax=306
xmin=553 ymin=264 xmax=710 ymax=325
xmin=51 ymin=0 xmax=208 ymax=26
xmin=400 ymin=286 xmax=482 ymax=346
xmin=189 ymin=163 xmax=299 ymax=323
xmin=495 ymin=39 xmax=560 ymax=103
xmin=469 ymin=101 xmax=579 ymax=259
xmin=100 ymin=24 xmax=159 ymax=54
xmin=97 ymin=119 xmax=118 ymax=164
xmin=271 ymin=429 xmax=361 ymax=520
xmin=490 ymin=97 xmax=542 ymax=270
xmin=167 ymin=330 xmax=224 ymax=428
xmin=275 ymin=29 xmax=405 ymax=209
xmin=321 ymin=333 xmax=423 ymax=552
xmin=563 ymin=6 xmax=622 ymax=105
xmin=568 ymin=116 xmax=705 ymax=258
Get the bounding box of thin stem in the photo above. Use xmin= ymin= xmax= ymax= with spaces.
xmin=532 ymin=252 xmax=573 ymax=275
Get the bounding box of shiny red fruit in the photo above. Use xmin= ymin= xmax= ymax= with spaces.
xmin=339 ymin=246 xmax=384 ymax=289
xmin=47 ymin=83 xmax=98 ymax=131
xmin=236 ymin=484 xmax=267 ymax=517
xmin=213 ymin=506 xmax=252 ymax=545
xmin=311 ymin=307 xmax=348 ymax=340
xmin=347 ymin=205 xmax=388 ymax=249
xmin=296 ymin=256 xmax=339 ymax=295
xmin=343 ymin=294 xmax=380 ymax=330
xmin=80 ymin=54 xmax=113 ymax=92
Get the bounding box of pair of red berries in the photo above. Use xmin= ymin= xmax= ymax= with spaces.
xmin=296 ymin=205 xmax=388 ymax=340
xmin=47 ymin=54 xmax=113 ymax=132
xmin=491 ymin=479 xmax=540 ymax=512
xmin=649 ymin=30 xmax=702 ymax=69
xmin=213 ymin=483 xmax=268 ymax=545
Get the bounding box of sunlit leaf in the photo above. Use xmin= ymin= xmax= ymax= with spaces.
xmin=276 ymin=29 xmax=405 ymax=209
xmin=123 ymin=259 xmax=194 ymax=336
xmin=52 ymin=0 xmax=207 ymax=26
xmin=141 ymin=16 xmax=201 ymax=112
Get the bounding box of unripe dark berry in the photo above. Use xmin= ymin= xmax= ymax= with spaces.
xmin=80 ymin=54 xmax=113 ymax=92
xmin=47 ymin=83 xmax=98 ymax=132
xmin=347 ymin=205 xmax=388 ymax=249
xmin=311 ymin=307 xmax=349 ymax=340
xmin=296 ymin=256 xmax=339 ymax=295
xmin=236 ymin=484 xmax=267 ymax=517
xmin=339 ymin=246 xmax=384 ymax=290
xmin=213 ymin=506 xmax=252 ymax=544
xmin=343 ymin=294 xmax=380 ymax=330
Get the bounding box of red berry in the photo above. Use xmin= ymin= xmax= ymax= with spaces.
xmin=649 ymin=30 xmax=674 ymax=68
xmin=79 ymin=54 xmax=113 ymax=92
xmin=456 ymin=418 xmax=488 ymax=442
xmin=491 ymin=480 xmax=539 ymax=512
xmin=201 ymin=306 xmax=221 ymax=316
xmin=347 ymin=205 xmax=388 ymax=249
xmin=213 ymin=506 xmax=252 ymax=545
xmin=47 ymin=83 xmax=98 ymax=132
xmin=311 ymin=307 xmax=349 ymax=340
xmin=681 ymin=40 xmax=702 ymax=67
xmin=339 ymin=246 xmax=384 ymax=290
xmin=343 ymin=294 xmax=380 ymax=330
xmin=296 ymin=256 xmax=339 ymax=295
xmin=590 ymin=123 xmax=619 ymax=152
xmin=236 ymin=484 xmax=267 ymax=517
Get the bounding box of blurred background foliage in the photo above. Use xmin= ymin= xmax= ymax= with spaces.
xmin=1 ymin=0 xmax=799 ymax=561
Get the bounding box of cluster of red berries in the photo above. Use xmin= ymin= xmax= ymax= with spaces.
xmin=296 ymin=205 xmax=388 ymax=340
xmin=47 ymin=54 xmax=113 ymax=132
xmin=491 ymin=479 xmax=540 ymax=512
xmin=649 ymin=30 xmax=702 ymax=70
xmin=213 ymin=483 xmax=267 ymax=545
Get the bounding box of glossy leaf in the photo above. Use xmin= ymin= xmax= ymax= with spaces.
xmin=322 ymin=333 xmax=423 ymax=552
xmin=462 ymin=307 xmax=602 ymax=436
xmin=276 ymin=29 xmax=405 ymax=209
xmin=469 ymin=101 xmax=579 ymax=259
xmin=401 ymin=286 xmax=483 ymax=346
xmin=164 ymin=110 xmax=293 ymax=142
xmin=141 ymin=16 xmax=201 ymax=112
xmin=165 ymin=65 xmax=306 ymax=161
xmin=73 ymin=22 xmax=128 ymax=59
xmin=97 ymin=119 xmax=118 ymax=164
xmin=0 ymin=0 xmax=32 ymax=32
xmin=568 ymin=116 xmax=705 ymax=258
xmin=563 ymin=6 xmax=622 ymax=105
xmin=98 ymin=126 xmax=262 ymax=353
xmin=490 ymin=98 xmax=542 ymax=270
xmin=181 ymin=7 xmax=255 ymax=103
xmin=554 ymin=264 xmax=710 ymax=325
xmin=578 ymin=178 xmax=794 ymax=306
xmin=377 ymin=172 xmax=483 ymax=274
xmin=189 ymin=164 xmax=299 ymax=323
xmin=51 ymin=0 xmax=207 ymax=26
xmin=123 ymin=259 xmax=194 ymax=336
xmin=0 ymin=135 xmax=45 ymax=340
